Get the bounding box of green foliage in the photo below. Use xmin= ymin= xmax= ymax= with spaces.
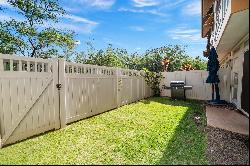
xmin=178 ymin=56 xmax=207 ymax=71
xmin=124 ymin=52 xmax=144 ymax=70
xmin=0 ymin=0 xmax=76 ymax=58
xmin=75 ymin=43 xmax=126 ymax=68
xmin=0 ymin=97 xmax=207 ymax=165
xmin=143 ymin=68 xmax=163 ymax=96
xmin=141 ymin=45 xmax=206 ymax=72
xmin=75 ymin=43 xmax=206 ymax=72
xmin=142 ymin=45 xmax=189 ymax=72
xmin=142 ymin=49 xmax=164 ymax=72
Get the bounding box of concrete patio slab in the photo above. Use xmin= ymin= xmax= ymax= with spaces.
xmin=206 ymin=106 xmax=249 ymax=135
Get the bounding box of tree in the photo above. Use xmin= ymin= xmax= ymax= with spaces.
xmin=0 ymin=0 xmax=76 ymax=58
xmin=191 ymin=56 xmax=207 ymax=70
xmin=140 ymin=45 xmax=191 ymax=72
xmin=124 ymin=52 xmax=144 ymax=70
xmin=75 ymin=51 xmax=88 ymax=64
xmin=76 ymin=43 xmax=207 ymax=72
xmin=78 ymin=43 xmax=127 ymax=68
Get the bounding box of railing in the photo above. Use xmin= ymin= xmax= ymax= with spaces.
xmin=210 ymin=0 xmax=231 ymax=47
xmin=202 ymin=4 xmax=214 ymax=38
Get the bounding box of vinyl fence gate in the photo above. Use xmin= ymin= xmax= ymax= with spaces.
xmin=0 ymin=55 xmax=60 ymax=147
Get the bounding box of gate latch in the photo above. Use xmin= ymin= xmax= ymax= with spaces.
xmin=56 ymin=84 xmax=62 ymax=90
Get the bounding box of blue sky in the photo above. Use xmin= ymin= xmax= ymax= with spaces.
xmin=0 ymin=0 xmax=206 ymax=58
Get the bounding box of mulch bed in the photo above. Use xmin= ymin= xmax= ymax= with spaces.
xmin=206 ymin=126 xmax=249 ymax=165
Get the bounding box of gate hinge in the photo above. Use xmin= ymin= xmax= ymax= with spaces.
xmin=56 ymin=84 xmax=62 ymax=90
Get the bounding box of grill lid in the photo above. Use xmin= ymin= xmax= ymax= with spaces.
xmin=170 ymin=81 xmax=185 ymax=86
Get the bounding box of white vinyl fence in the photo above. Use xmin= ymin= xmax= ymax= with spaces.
xmin=0 ymin=55 xmax=60 ymax=147
xmin=160 ymin=69 xmax=231 ymax=101
xmin=0 ymin=54 xmax=153 ymax=147
xmin=60 ymin=61 xmax=153 ymax=125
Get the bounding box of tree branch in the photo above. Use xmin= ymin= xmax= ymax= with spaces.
xmin=28 ymin=38 xmax=38 ymax=57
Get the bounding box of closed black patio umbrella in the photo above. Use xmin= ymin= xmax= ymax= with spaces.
xmin=206 ymin=46 xmax=226 ymax=104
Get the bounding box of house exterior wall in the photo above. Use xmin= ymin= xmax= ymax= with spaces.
xmin=228 ymin=35 xmax=249 ymax=113
xmin=217 ymin=34 xmax=249 ymax=115
xmin=201 ymin=0 xmax=249 ymax=116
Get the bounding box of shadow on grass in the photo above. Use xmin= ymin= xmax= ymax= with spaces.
xmin=144 ymin=97 xmax=207 ymax=165
xmin=142 ymin=96 xmax=205 ymax=107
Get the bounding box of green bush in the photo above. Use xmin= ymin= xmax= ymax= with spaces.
xmin=143 ymin=68 xmax=163 ymax=96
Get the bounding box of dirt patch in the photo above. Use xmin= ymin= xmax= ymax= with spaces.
xmin=206 ymin=126 xmax=249 ymax=165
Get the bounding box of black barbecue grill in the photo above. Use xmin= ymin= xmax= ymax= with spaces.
xmin=163 ymin=81 xmax=192 ymax=100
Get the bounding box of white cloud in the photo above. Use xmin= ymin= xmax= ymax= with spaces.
xmin=62 ymin=14 xmax=98 ymax=26
xmin=131 ymin=0 xmax=185 ymax=8
xmin=0 ymin=13 xmax=98 ymax=34
xmin=132 ymin=0 xmax=160 ymax=7
xmin=0 ymin=0 xmax=9 ymax=6
xmin=118 ymin=7 xmax=167 ymax=17
xmin=160 ymin=0 xmax=186 ymax=9
xmin=130 ymin=26 xmax=145 ymax=32
xmin=182 ymin=0 xmax=201 ymax=16
xmin=46 ymin=22 xmax=97 ymax=34
xmin=167 ymin=27 xmax=205 ymax=42
xmin=58 ymin=14 xmax=99 ymax=34
xmin=74 ymin=0 xmax=115 ymax=9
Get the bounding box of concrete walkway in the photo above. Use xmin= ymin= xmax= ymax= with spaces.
xmin=206 ymin=106 xmax=249 ymax=135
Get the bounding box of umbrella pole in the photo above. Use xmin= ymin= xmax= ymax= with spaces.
xmin=215 ymin=83 xmax=220 ymax=101
xmin=212 ymin=83 xmax=215 ymax=101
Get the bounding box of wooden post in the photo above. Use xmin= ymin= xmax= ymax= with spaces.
xmin=58 ymin=58 xmax=67 ymax=128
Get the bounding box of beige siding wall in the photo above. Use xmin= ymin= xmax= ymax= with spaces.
xmin=229 ymin=34 xmax=249 ymax=111
xmin=218 ymin=67 xmax=231 ymax=102
xmin=216 ymin=33 xmax=249 ymax=114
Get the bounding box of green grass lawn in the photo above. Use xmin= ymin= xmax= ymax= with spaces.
xmin=0 ymin=97 xmax=207 ymax=165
